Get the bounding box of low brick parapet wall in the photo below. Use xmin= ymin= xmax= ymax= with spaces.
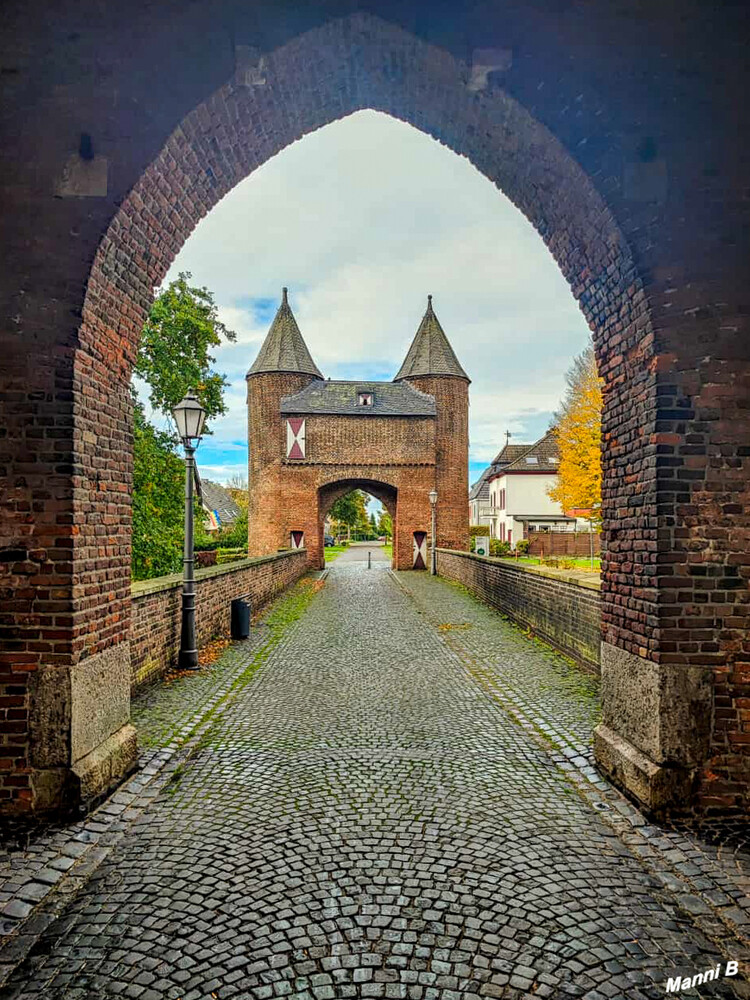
xmin=130 ymin=550 xmax=308 ymax=690
xmin=436 ymin=549 xmax=601 ymax=673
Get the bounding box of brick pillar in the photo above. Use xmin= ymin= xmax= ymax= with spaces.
xmin=405 ymin=376 xmax=469 ymax=553
xmin=594 ymin=290 xmax=750 ymax=816
xmin=0 ymin=333 xmax=137 ymax=815
xmin=246 ymin=372 xmax=315 ymax=559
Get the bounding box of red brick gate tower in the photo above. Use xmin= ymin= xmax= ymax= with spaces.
xmin=394 ymin=295 xmax=470 ymax=554
xmin=246 ymin=290 xmax=470 ymax=569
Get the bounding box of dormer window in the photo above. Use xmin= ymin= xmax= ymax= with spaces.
xmin=358 ymin=391 xmax=374 ymax=407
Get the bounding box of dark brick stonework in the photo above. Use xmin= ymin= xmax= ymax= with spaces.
xmin=0 ymin=3 xmax=748 ymax=816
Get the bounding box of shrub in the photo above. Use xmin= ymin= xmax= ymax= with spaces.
xmin=216 ymin=547 xmax=247 ymax=565
xmin=515 ymin=539 xmax=530 ymax=555
xmin=490 ymin=539 xmax=511 ymax=557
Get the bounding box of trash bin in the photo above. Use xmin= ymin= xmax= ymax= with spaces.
xmin=231 ymin=596 xmax=251 ymax=639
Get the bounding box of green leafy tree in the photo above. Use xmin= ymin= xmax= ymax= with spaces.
xmin=131 ymin=401 xmax=185 ymax=580
xmin=330 ymin=491 xmax=368 ymax=529
xmin=377 ymin=511 xmax=392 ymax=539
xmin=369 ymin=512 xmax=377 ymax=531
xmin=131 ymin=273 xmax=236 ymax=578
xmin=135 ymin=271 xmax=237 ymax=429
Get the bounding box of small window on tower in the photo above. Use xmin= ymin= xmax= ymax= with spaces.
xmin=358 ymin=391 xmax=373 ymax=407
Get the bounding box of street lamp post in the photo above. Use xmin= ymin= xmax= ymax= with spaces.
xmin=173 ymin=390 xmax=207 ymax=670
xmin=429 ymin=488 xmax=438 ymax=576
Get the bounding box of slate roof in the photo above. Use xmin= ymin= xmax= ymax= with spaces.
xmin=394 ymin=296 xmax=470 ymax=382
xmin=247 ymin=288 xmax=323 ymax=378
xmin=280 ymin=380 xmax=437 ymax=417
xmin=469 ymin=467 xmax=492 ymax=502
xmin=200 ymin=480 xmax=242 ymax=525
xmin=502 ymin=429 xmax=560 ymax=473
xmin=472 ymin=443 xmax=533 ymax=492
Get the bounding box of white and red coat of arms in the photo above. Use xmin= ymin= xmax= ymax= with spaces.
xmin=286 ymin=418 xmax=306 ymax=460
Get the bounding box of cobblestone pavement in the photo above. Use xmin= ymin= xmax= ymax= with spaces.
xmin=0 ymin=565 xmax=748 ymax=998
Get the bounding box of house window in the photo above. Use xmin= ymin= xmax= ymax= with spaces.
xmin=525 ymin=455 xmax=538 ymax=465
xmin=358 ymin=391 xmax=373 ymax=407
xmin=498 ymin=488 xmax=506 ymax=510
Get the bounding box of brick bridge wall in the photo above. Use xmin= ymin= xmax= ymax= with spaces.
xmin=437 ymin=549 xmax=601 ymax=675
xmin=130 ymin=550 xmax=307 ymax=691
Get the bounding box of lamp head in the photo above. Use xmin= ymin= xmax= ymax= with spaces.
xmin=172 ymin=390 xmax=207 ymax=446
xmin=429 ymin=489 xmax=438 ymax=506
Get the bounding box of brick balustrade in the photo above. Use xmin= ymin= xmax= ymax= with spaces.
xmin=436 ymin=549 xmax=602 ymax=674
xmin=130 ymin=551 xmax=307 ymax=690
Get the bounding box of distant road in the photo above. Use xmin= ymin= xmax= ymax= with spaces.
xmin=333 ymin=541 xmax=389 ymax=563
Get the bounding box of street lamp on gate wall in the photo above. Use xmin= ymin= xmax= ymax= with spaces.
xmin=429 ymin=488 xmax=438 ymax=576
xmin=173 ymin=390 xmax=207 ymax=670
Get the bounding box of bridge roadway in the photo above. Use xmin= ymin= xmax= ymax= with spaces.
xmin=2 ymin=556 xmax=746 ymax=998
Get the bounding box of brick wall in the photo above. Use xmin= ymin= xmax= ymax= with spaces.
xmin=129 ymin=550 xmax=307 ymax=690
xmin=1 ymin=4 xmax=747 ymax=814
xmin=437 ymin=549 xmax=601 ymax=674
xmin=247 ymin=371 xmax=449 ymax=571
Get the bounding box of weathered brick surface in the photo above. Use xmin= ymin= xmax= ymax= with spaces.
xmin=0 ymin=4 xmax=747 ymax=813
xmin=129 ymin=550 xmax=307 ymax=690
xmin=247 ymin=370 xmax=465 ymax=571
xmin=437 ymin=549 xmax=602 ymax=674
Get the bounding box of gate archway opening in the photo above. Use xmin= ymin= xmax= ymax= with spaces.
xmin=3 ymin=9 xmax=746 ymax=819
xmin=318 ymin=480 xmax=398 ymax=570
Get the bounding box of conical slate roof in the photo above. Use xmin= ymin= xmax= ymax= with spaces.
xmin=394 ymin=296 xmax=469 ymax=382
xmin=247 ymin=288 xmax=323 ymax=378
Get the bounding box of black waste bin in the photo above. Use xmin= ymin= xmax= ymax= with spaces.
xmin=231 ymin=596 xmax=251 ymax=639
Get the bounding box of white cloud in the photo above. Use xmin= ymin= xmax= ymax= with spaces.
xmin=164 ymin=110 xmax=590 ymax=477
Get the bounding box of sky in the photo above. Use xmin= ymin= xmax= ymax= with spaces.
xmin=139 ymin=109 xmax=591 ymax=503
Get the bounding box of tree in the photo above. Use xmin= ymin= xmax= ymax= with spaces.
xmin=547 ymin=345 xmax=603 ymax=524
xmin=131 ymin=273 xmax=236 ymax=579
xmin=329 ymin=490 xmax=369 ymax=538
xmin=225 ymin=472 xmax=249 ymax=512
xmin=369 ymin=512 xmax=377 ymax=532
xmin=377 ymin=510 xmax=392 ymax=539
xmin=134 ymin=271 xmax=237 ymax=429
xmin=131 ymin=400 xmax=186 ymax=580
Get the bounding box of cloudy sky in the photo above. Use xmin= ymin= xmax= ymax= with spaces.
xmin=146 ymin=110 xmax=591 ymax=491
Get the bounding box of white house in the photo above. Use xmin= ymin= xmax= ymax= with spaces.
xmin=470 ymin=431 xmax=578 ymax=546
xmin=469 ymin=442 xmax=529 ymax=528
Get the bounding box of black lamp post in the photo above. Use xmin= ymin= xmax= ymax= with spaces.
xmin=429 ymin=488 xmax=438 ymax=576
xmin=173 ymin=390 xmax=207 ymax=670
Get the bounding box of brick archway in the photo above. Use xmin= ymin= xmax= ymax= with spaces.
xmin=2 ymin=7 xmax=748 ymax=817
xmin=319 ymin=479 xmax=398 ymax=568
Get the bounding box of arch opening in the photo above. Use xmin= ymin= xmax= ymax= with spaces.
xmin=8 ymin=9 xmax=732 ymax=820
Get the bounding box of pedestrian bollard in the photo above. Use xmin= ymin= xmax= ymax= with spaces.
xmin=368 ymin=551 xmax=371 ymax=570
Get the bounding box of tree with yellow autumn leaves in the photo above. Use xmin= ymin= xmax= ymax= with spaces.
xmin=548 ymin=345 xmax=603 ymax=524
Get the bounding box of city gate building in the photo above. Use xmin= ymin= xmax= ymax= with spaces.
xmin=246 ymin=290 xmax=470 ymax=570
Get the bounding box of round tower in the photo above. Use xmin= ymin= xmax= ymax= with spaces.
xmin=246 ymin=288 xmax=322 ymax=556
xmin=394 ymin=295 xmax=470 ymax=553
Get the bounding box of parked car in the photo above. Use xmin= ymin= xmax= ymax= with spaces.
xmin=324 ymin=534 xmax=335 ymax=546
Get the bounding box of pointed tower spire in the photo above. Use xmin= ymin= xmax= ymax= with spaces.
xmin=247 ymin=287 xmax=323 ymax=378
xmin=394 ymin=295 xmax=469 ymax=382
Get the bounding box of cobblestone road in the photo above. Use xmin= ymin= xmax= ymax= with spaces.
xmin=2 ymin=564 xmax=748 ymax=999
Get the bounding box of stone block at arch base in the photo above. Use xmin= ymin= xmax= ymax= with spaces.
xmin=594 ymin=642 xmax=713 ymax=817
xmin=27 ymin=644 xmax=138 ymax=816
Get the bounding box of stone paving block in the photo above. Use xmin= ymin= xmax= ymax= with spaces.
xmin=0 ymin=565 xmax=748 ymax=998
